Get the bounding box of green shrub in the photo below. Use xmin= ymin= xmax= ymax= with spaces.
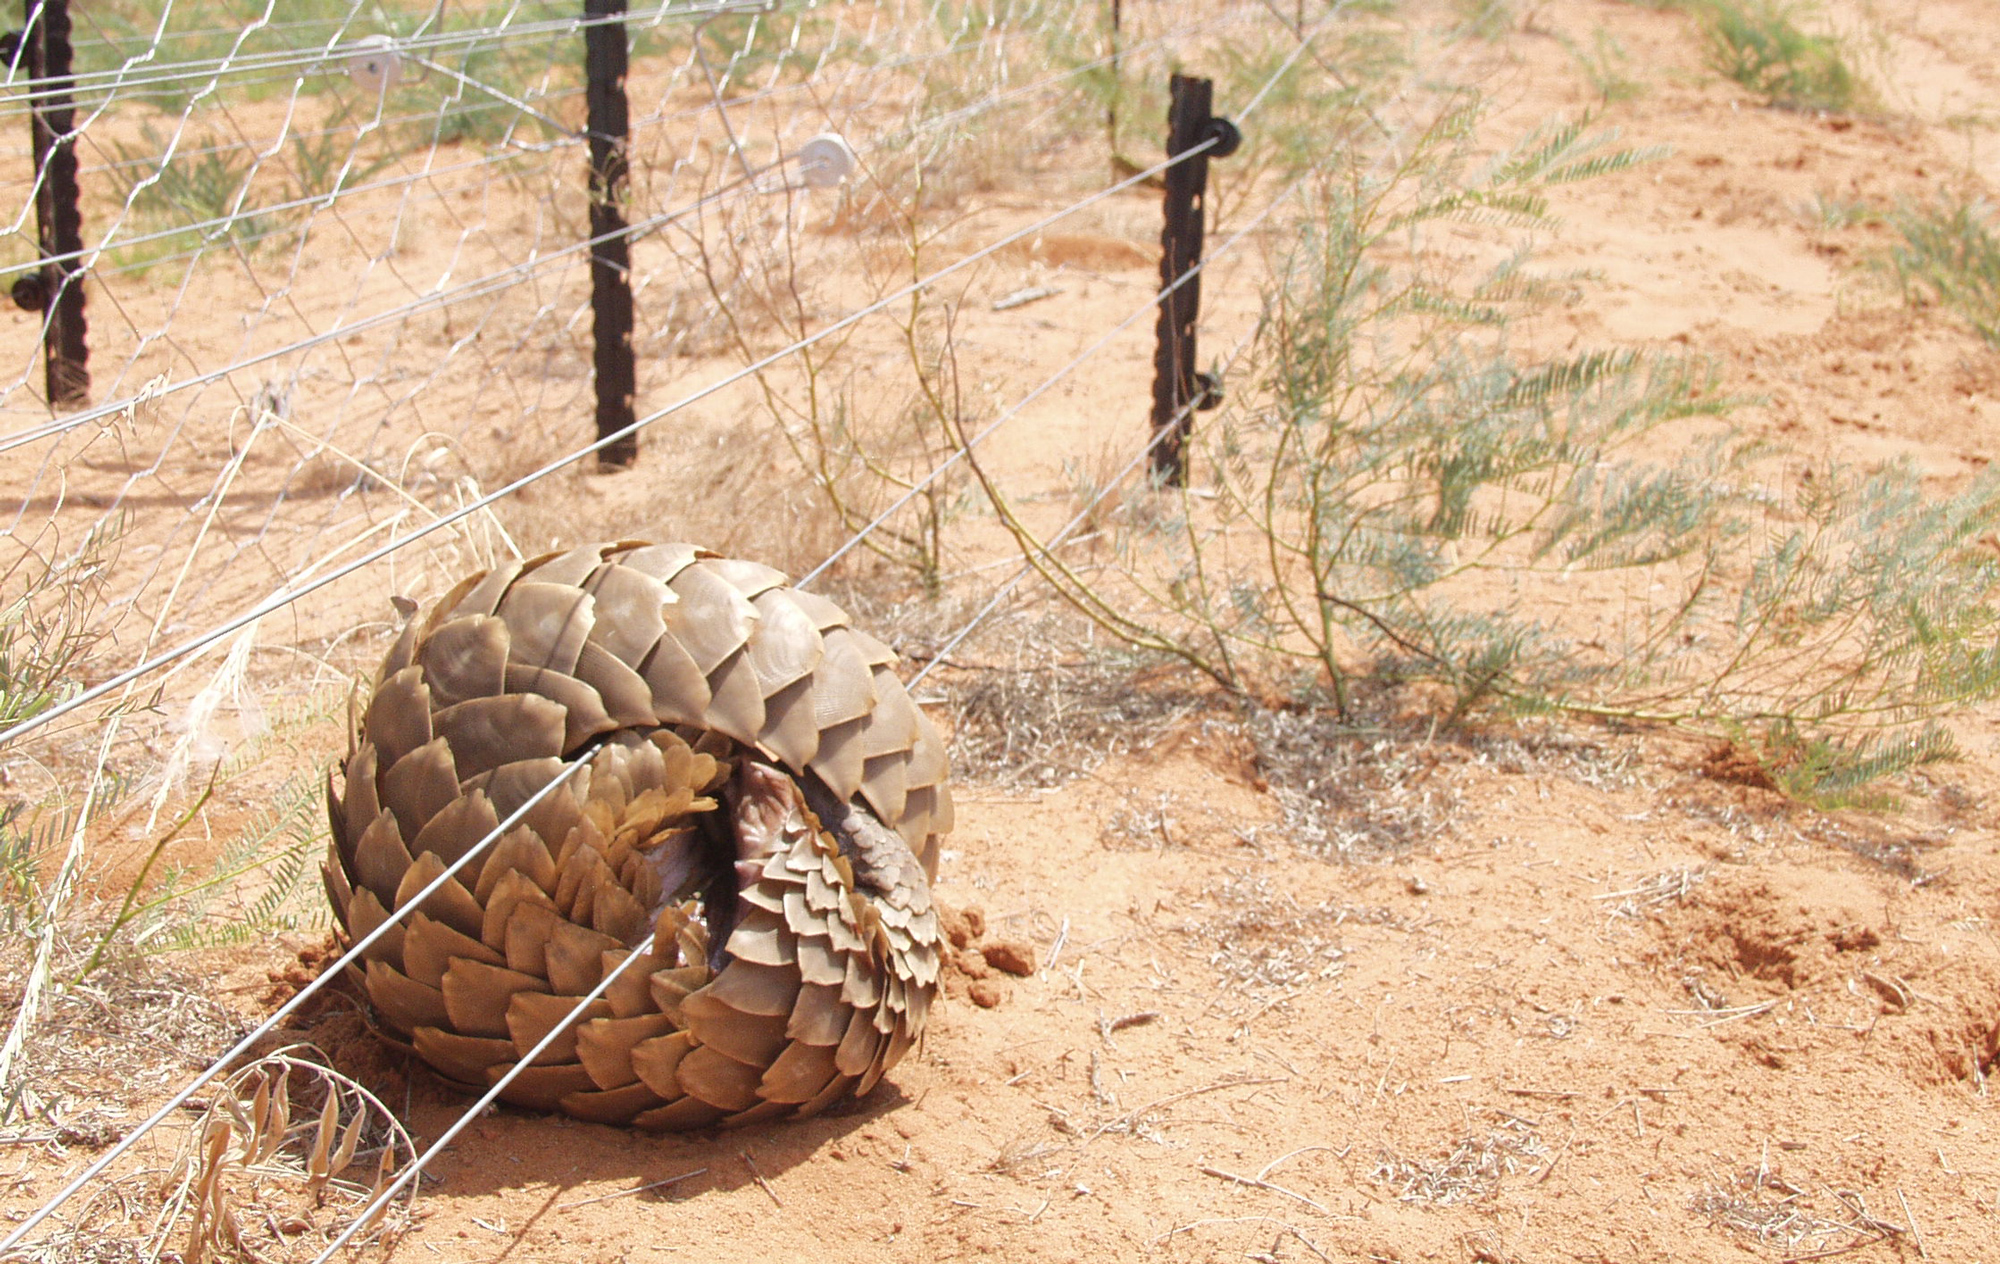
xmin=1890 ymin=195 xmax=2000 ymax=345
xmin=1693 ymin=0 xmax=1862 ymax=112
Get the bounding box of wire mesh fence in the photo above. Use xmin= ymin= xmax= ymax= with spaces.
xmin=3 ymin=0 xmax=1260 ymax=745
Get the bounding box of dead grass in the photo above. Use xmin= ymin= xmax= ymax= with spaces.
xmin=1370 ymin=1117 xmax=1552 ymax=1205
xmin=1689 ymin=1161 xmax=1908 ymax=1257
xmin=1173 ymin=872 xmax=1368 ymax=998
xmin=1597 ymin=865 xmax=1709 ymax=920
xmin=833 ymin=593 xmax=1208 ymax=792
xmin=0 ymin=919 xmax=418 ymax=1263
xmin=0 ymin=929 xmax=239 ymax=1144
xmin=1243 ymin=709 xmax=1463 ymax=862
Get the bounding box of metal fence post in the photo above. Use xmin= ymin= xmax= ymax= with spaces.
xmin=1148 ymin=73 xmax=1237 ymax=486
xmin=1105 ymin=0 xmax=1121 ymax=163
xmin=584 ymin=0 xmax=637 ymax=467
xmin=13 ymin=0 xmax=88 ymax=409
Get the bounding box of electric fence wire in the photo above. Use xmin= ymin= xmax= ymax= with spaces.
xmin=0 ymin=8 xmax=1335 ymax=1248
xmin=0 ymin=0 xmax=949 ymax=401
xmin=1 ymin=7 xmax=1245 ymax=757
xmin=0 ymin=0 xmax=1116 ymax=256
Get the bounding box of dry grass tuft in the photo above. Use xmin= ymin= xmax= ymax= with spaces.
xmin=835 ymin=593 xmax=1206 ymax=792
xmin=1370 ymin=1118 xmax=1552 ymax=1205
xmin=1246 ymin=710 xmax=1462 ymax=861
xmin=1690 ymin=1162 xmax=1906 ymax=1256
xmin=0 ymin=930 xmax=238 ymax=1143
xmin=157 ymin=1047 xmax=418 ymax=1264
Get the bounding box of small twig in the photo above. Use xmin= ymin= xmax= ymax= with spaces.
xmin=1896 ymin=1189 xmax=1929 ymax=1261
xmin=1042 ymin=918 xmax=1071 ymax=977
xmin=1087 ymin=1052 xmax=1114 ymax=1107
xmin=1535 ymin=1128 xmax=1575 ymax=1185
xmin=740 ymin=1151 xmax=781 ymax=1208
xmin=1201 ymin=1164 xmax=1330 ymax=1216
xmin=1668 ymin=998 xmax=1781 ymax=1028
xmin=1082 ymin=1076 xmax=1288 ymax=1146
xmin=1154 ymin=1215 xmax=1346 ymax=1248
xmin=991 ymin=284 xmax=1063 ymax=311
xmin=558 ymin=1168 xmax=709 ymax=1211
xmin=1256 ymin=1146 xmax=1337 ymax=1182
xmin=1779 ymin=1242 xmax=1882 ymax=1263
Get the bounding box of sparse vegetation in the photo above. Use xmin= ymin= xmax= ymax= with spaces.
xmin=961 ymin=82 xmax=2000 ymax=802
xmin=1890 ymin=194 xmax=2000 ymax=345
xmin=1688 ymin=0 xmax=1863 ymax=113
xmin=1561 ymin=26 xmax=1646 ymax=105
xmin=0 ymin=531 xmax=115 ymax=734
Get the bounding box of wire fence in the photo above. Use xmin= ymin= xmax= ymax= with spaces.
xmin=3 ymin=0 xmax=1240 ymax=726
xmin=0 ymin=0 xmax=1343 ymax=1253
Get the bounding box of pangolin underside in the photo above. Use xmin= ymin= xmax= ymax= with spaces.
xmin=321 ymin=541 xmax=951 ymax=1128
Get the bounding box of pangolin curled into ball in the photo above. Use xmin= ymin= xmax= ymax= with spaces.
xmin=321 ymin=541 xmax=950 ymax=1128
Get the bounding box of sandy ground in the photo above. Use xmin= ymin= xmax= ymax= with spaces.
xmin=9 ymin=0 xmax=2000 ymax=1260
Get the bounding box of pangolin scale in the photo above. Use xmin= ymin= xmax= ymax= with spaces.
xmin=322 ymin=541 xmax=950 ymax=1128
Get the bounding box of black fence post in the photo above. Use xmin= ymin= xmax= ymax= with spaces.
xmin=584 ymin=0 xmax=637 ymax=468
xmin=1104 ymin=0 xmax=1120 ymax=164
xmin=1149 ymin=73 xmax=1236 ymax=486
xmin=13 ymin=0 xmax=88 ymax=410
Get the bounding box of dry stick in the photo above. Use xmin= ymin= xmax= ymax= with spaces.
xmin=1200 ymin=1163 xmax=1331 ymax=1216
xmin=1895 ymin=1189 xmax=1930 ymax=1261
xmin=741 ymin=1152 xmax=782 ymax=1208
xmin=1689 ymin=999 xmax=1781 ymax=1029
xmin=1256 ymin=1146 xmax=1336 ymax=1182
xmin=312 ymin=931 xmax=664 ymax=1261
xmin=0 ymin=752 xmax=594 ymax=1255
xmin=557 ymin=1169 xmax=708 ymax=1211
xmin=1082 ymin=1077 xmax=1288 ymax=1147
xmin=1535 ymin=1127 xmax=1576 ymax=1185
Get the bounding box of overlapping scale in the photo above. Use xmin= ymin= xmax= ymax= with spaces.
xmin=325 ymin=542 xmax=947 ymax=1129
